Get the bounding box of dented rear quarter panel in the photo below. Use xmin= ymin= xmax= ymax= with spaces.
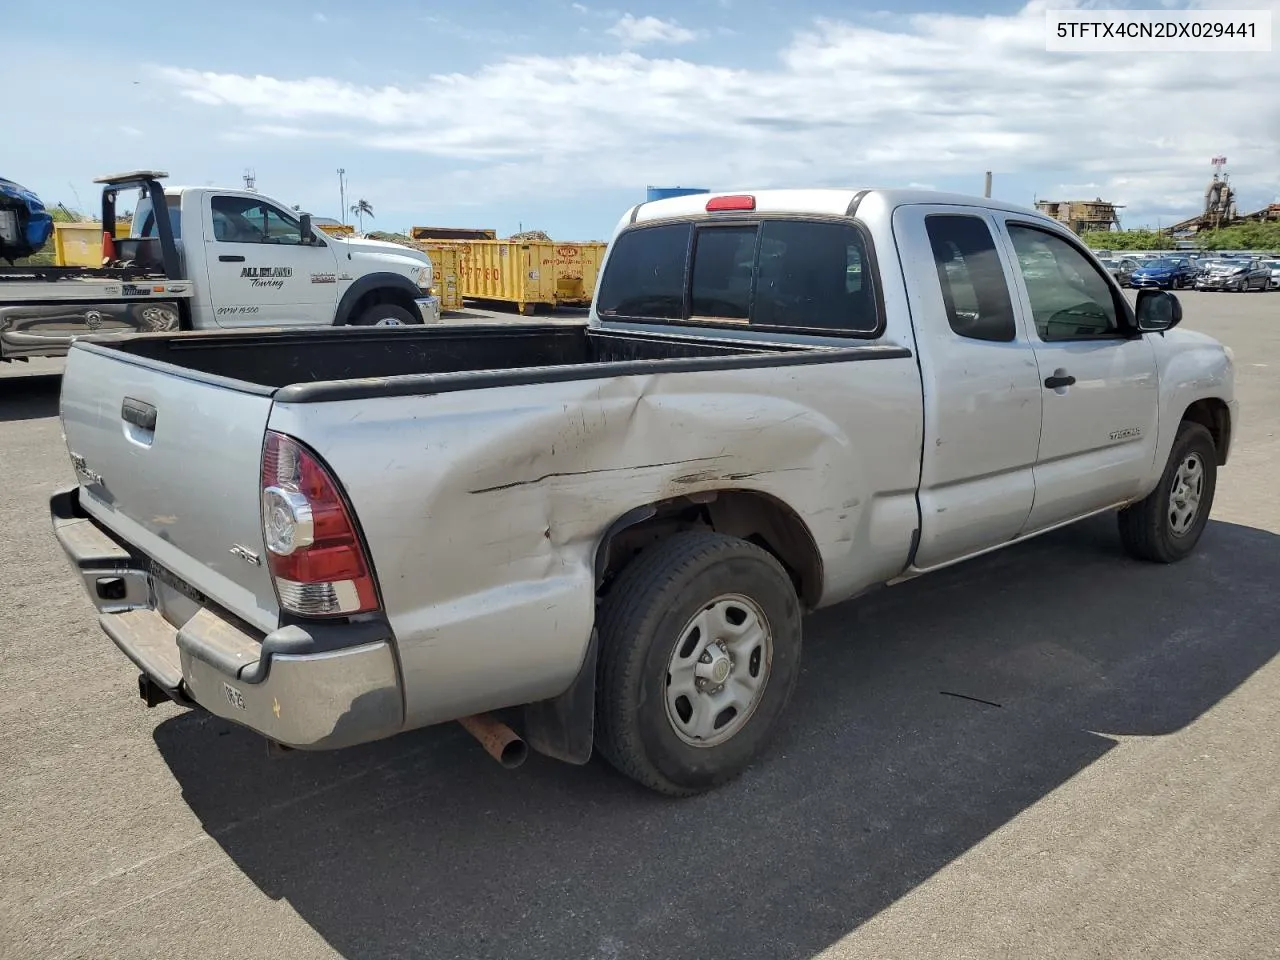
xmin=268 ymin=356 xmax=924 ymax=728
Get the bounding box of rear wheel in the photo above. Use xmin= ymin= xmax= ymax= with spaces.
xmin=350 ymin=303 xmax=418 ymax=326
xmin=1117 ymin=421 xmax=1217 ymax=563
xmin=594 ymin=531 xmax=802 ymax=796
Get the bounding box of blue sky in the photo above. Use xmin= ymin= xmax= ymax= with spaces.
xmin=8 ymin=0 xmax=1279 ymax=239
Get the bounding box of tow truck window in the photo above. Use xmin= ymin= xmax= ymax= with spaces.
xmin=210 ymin=196 xmax=305 ymax=245
xmin=138 ymin=200 xmax=182 ymax=240
xmin=924 ymin=214 xmax=1016 ymax=342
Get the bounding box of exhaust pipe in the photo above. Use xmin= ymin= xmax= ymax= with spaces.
xmin=458 ymin=713 xmax=528 ymax=769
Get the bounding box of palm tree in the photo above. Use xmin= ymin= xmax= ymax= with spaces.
xmin=350 ymin=199 xmax=374 ymax=233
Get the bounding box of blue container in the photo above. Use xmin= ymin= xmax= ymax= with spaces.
xmin=646 ymin=186 xmax=710 ymax=203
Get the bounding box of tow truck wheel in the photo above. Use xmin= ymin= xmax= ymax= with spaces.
xmin=351 ymin=303 xmax=419 ymax=326
xmin=594 ymin=531 xmax=802 ymax=797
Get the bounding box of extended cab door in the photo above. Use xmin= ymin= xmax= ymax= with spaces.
xmin=202 ymin=193 xmax=340 ymax=327
xmin=998 ymin=220 xmax=1159 ymax=532
xmin=892 ymin=205 xmax=1044 ymax=569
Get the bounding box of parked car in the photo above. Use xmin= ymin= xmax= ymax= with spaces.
xmin=1260 ymin=259 xmax=1280 ymax=289
xmin=1129 ymin=257 xmax=1195 ymax=289
xmin=1098 ymin=256 xmax=1139 ymax=285
xmin=51 ymin=188 xmax=1237 ymax=796
xmin=1194 ymin=257 xmax=1272 ymax=292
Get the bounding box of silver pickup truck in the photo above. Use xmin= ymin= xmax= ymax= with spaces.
xmin=51 ymin=189 xmax=1237 ymax=796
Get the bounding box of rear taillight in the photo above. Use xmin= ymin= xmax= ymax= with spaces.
xmin=260 ymin=431 xmax=379 ymax=617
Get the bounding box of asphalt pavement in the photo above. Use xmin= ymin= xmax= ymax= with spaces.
xmin=1 ymin=293 xmax=1277 ymax=960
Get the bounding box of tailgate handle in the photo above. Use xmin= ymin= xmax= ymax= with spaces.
xmin=121 ymin=398 xmax=157 ymax=432
xmin=219 ymin=255 xmax=246 ymax=262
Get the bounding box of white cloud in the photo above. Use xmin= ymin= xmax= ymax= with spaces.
xmin=572 ymin=2 xmax=590 ymax=12
xmin=606 ymin=14 xmax=700 ymax=45
xmin=153 ymin=1 xmax=1280 ymax=222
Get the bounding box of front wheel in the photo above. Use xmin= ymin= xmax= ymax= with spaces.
xmin=1117 ymin=421 xmax=1217 ymax=563
xmin=350 ymin=303 xmax=419 ymax=326
xmin=594 ymin=531 xmax=802 ymax=796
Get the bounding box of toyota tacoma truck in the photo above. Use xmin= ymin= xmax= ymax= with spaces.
xmin=50 ymin=189 xmax=1237 ymax=796
xmin=2 ymin=171 xmax=438 ymax=362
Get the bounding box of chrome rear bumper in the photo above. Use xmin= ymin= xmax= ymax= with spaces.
xmin=51 ymin=486 xmax=404 ymax=750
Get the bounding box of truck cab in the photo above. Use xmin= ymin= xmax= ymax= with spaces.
xmin=131 ymin=183 xmax=439 ymax=328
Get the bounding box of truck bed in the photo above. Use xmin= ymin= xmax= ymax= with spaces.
xmin=78 ymin=323 xmax=901 ymax=402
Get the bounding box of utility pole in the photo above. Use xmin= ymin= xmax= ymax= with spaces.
xmin=337 ymin=168 xmax=347 ymax=224
xmin=984 ymin=171 xmax=992 ymax=198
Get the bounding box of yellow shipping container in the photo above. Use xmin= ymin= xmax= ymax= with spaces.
xmin=53 ymin=221 xmax=129 ymax=267
xmin=454 ymin=240 xmax=608 ymax=314
xmin=316 ymin=223 xmax=355 ymax=236
xmin=421 ymin=243 xmax=464 ymax=313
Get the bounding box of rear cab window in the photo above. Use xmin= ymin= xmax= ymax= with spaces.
xmin=134 ymin=196 xmax=182 ymax=240
xmin=596 ymin=216 xmax=881 ymax=336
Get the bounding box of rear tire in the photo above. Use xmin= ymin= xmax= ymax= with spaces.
xmin=350 ymin=303 xmax=418 ymax=326
xmin=1117 ymin=421 xmax=1217 ymax=563
xmin=594 ymin=531 xmax=802 ymax=797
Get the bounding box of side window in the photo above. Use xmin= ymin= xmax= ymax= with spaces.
xmin=1007 ymin=224 xmax=1121 ymax=342
xmin=595 ymin=223 xmax=690 ymax=320
xmin=924 ymin=214 xmax=1016 ymax=342
xmin=690 ymin=226 xmax=756 ymax=322
xmin=210 ymin=196 xmax=304 ymax=245
xmin=753 ymin=220 xmax=877 ymax=332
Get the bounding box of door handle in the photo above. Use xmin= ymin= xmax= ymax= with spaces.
xmin=218 ymin=255 xmax=245 ymax=263
xmin=121 ymin=397 xmax=157 ymax=431
xmin=1044 ymin=373 xmax=1076 ymax=389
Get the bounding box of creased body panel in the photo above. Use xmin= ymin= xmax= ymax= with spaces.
xmin=270 ymin=357 xmax=923 ymax=727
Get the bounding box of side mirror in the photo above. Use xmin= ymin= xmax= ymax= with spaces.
xmin=1135 ymin=288 xmax=1182 ymax=333
xmin=299 ymin=213 xmax=315 ymax=244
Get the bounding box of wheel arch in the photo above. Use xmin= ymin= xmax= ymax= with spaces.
xmin=334 ymin=272 xmax=421 ymax=325
xmin=1181 ymin=397 xmax=1232 ymax=466
xmin=593 ymin=488 xmax=825 ymax=610
xmin=522 ymin=488 xmax=823 ymax=769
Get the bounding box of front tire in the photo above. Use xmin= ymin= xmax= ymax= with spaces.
xmin=350 ymin=303 xmax=419 ymax=326
xmin=594 ymin=531 xmax=802 ymax=796
xmin=1117 ymin=421 xmax=1217 ymax=563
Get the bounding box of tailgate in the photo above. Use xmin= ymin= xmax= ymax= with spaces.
xmin=59 ymin=344 xmax=280 ymax=634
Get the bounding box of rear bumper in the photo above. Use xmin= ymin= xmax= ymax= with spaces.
xmin=415 ymin=295 xmax=442 ymax=324
xmin=51 ymin=486 xmax=404 ymax=750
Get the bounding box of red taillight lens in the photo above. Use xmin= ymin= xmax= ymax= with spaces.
xmin=261 ymin=431 xmax=379 ymax=617
xmin=706 ymin=194 xmax=756 ymax=212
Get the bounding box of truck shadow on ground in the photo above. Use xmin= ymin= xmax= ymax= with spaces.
xmin=0 ymin=371 xmax=60 ymax=423
xmin=153 ymin=515 xmax=1280 ymax=960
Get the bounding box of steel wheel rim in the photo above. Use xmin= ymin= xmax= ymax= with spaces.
xmin=1169 ymin=452 xmax=1205 ymax=537
xmin=664 ymin=594 xmax=773 ymax=748
xmin=374 ymin=317 xmax=405 ymax=326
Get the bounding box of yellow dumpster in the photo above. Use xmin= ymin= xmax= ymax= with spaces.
xmin=541 ymin=242 xmax=607 ymax=307
xmin=454 ymin=240 xmax=609 ymax=314
xmin=53 ymin=221 xmax=132 ymax=267
xmin=421 ymin=243 xmax=464 ymax=313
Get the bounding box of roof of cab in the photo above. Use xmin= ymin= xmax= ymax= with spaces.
xmin=630 ymin=188 xmax=1050 ymax=225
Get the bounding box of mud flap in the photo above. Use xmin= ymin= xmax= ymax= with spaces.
xmin=521 ymin=628 xmax=598 ymax=765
